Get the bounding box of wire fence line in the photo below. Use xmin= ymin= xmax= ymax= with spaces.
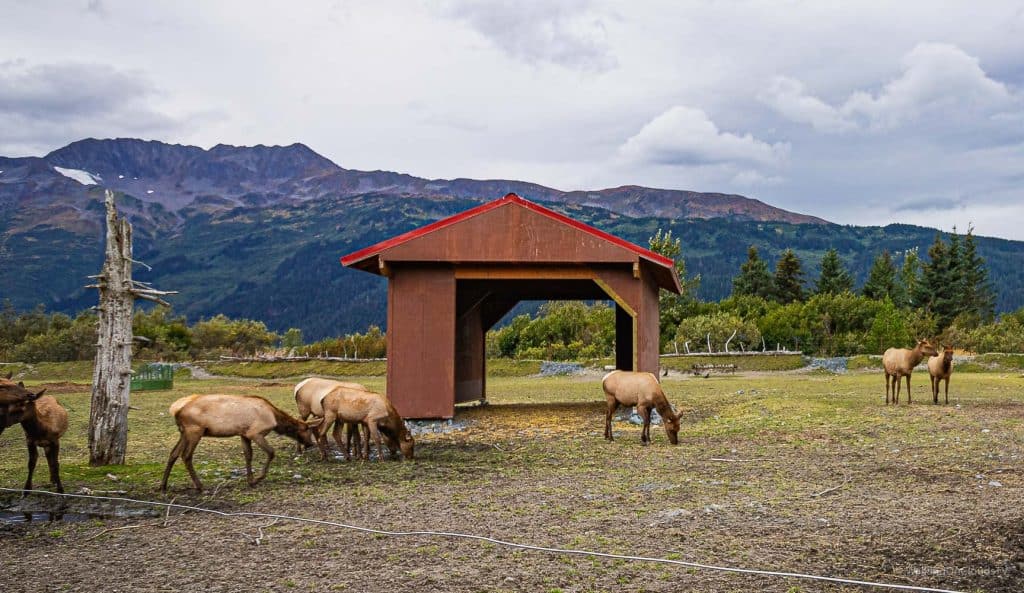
xmin=2 ymin=488 xmax=966 ymax=593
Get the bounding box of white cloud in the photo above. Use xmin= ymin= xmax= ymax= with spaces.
xmin=762 ymin=43 xmax=1019 ymax=133
xmin=433 ymin=0 xmax=616 ymax=72
xmin=619 ymin=106 xmax=789 ymax=168
xmin=758 ymin=76 xmax=854 ymax=133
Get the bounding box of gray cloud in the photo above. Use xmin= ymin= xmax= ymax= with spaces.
xmin=433 ymin=0 xmax=617 ymax=72
xmin=0 ymin=60 xmax=204 ymax=155
xmin=892 ymin=196 xmax=966 ymax=212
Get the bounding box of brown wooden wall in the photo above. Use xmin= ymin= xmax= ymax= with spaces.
xmin=386 ymin=265 xmax=456 ymax=419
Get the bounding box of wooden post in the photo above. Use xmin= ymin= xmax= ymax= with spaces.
xmin=88 ymin=190 xmax=175 ymax=466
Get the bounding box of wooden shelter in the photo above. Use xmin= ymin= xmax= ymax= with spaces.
xmin=341 ymin=193 xmax=681 ymax=418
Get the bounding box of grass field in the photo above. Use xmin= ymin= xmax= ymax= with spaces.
xmin=1 ymin=367 xmax=1023 ymax=592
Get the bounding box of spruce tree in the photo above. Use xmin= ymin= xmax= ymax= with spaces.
xmin=648 ymin=229 xmax=700 ymax=347
xmin=732 ymin=246 xmax=773 ymax=300
xmin=958 ymin=227 xmax=996 ymax=323
xmin=918 ymin=233 xmax=958 ymax=329
xmin=862 ymin=251 xmax=898 ymax=301
xmin=815 ymin=248 xmax=854 ymax=295
xmin=773 ymin=249 xmax=805 ymax=304
xmin=898 ymin=248 xmax=921 ymax=308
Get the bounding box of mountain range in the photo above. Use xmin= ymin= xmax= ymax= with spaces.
xmin=2 ymin=138 xmax=1021 ymax=339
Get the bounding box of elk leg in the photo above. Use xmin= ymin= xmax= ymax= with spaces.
xmin=181 ymin=432 xmax=204 ymax=492
xmin=316 ymin=411 xmax=336 ymax=461
xmin=885 ymin=373 xmax=891 ymax=405
xmin=251 ymin=434 xmax=275 ymax=484
xmin=296 ymin=413 xmax=308 ymax=454
xmin=639 ymin=406 xmax=651 ymax=445
xmin=605 ymin=398 xmax=618 ymax=441
xmin=241 ymin=437 xmax=254 ymax=485
xmin=893 ymin=374 xmax=900 ymax=404
xmin=332 ymin=421 xmax=346 ymax=459
xmin=346 ymin=423 xmax=361 ymax=460
xmin=160 ymin=434 xmax=186 ymax=492
xmin=362 ymin=421 xmax=371 ymax=461
xmin=24 ymin=440 xmax=37 ymax=493
xmin=945 ymin=378 xmax=949 ymax=405
xmin=905 ymin=375 xmax=912 ymax=404
xmin=367 ymin=421 xmax=384 ymax=462
xmin=44 ymin=441 xmax=62 ymax=493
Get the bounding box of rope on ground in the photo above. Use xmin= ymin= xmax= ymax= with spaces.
xmin=2 ymin=488 xmax=965 ymax=593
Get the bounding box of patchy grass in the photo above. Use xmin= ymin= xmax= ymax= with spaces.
xmin=659 ymin=353 xmax=805 ymax=373
xmin=204 ymin=359 xmax=387 ymax=378
xmin=975 ymin=353 xmax=1024 ymax=371
xmin=2 ymin=369 xmax=1023 ymax=592
xmin=846 ymin=354 xmax=881 ymax=370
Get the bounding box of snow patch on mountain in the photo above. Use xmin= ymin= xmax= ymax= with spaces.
xmin=54 ymin=166 xmax=101 ymax=185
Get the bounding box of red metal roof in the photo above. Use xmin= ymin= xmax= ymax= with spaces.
xmin=340 ymin=193 xmax=676 ymax=269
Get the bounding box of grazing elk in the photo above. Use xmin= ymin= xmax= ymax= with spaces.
xmin=928 ymin=344 xmax=955 ymax=405
xmin=317 ymin=386 xmax=414 ymax=462
xmin=294 ymin=377 xmax=368 ymax=457
xmin=602 ymin=370 xmax=681 ymax=445
xmin=1 ymin=372 xmax=42 ymax=435
xmin=882 ymin=339 xmax=938 ymax=405
xmin=160 ymin=394 xmax=321 ymax=492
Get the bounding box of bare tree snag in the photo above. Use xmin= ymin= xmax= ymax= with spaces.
xmin=88 ymin=190 xmax=176 ymax=465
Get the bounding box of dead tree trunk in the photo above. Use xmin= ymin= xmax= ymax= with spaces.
xmin=88 ymin=190 xmax=175 ymax=466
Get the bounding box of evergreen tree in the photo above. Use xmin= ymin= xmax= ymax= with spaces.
xmin=815 ymin=248 xmax=854 ymax=295
xmin=958 ymin=227 xmax=996 ymax=323
xmin=732 ymin=246 xmax=773 ymax=300
xmin=862 ymin=251 xmax=898 ymax=301
xmin=897 ymin=248 xmax=921 ymax=308
xmin=918 ymin=233 xmax=958 ymax=329
xmin=773 ymin=249 xmax=805 ymax=304
xmin=648 ymin=229 xmax=700 ymax=348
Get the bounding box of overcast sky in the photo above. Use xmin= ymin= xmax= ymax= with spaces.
xmin=3 ymin=1 xmax=1023 ymax=238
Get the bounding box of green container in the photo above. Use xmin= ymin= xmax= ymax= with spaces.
xmin=131 ymin=363 xmax=174 ymax=391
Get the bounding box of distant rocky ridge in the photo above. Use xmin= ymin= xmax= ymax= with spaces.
xmin=0 ymin=137 xmax=826 ymax=235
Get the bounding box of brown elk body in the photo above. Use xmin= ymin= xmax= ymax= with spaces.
xmin=1 ymin=373 xmax=42 ymax=435
xmin=317 ymin=386 xmax=414 ymax=462
xmin=601 ymin=370 xmax=681 ymax=445
xmin=294 ymin=377 xmax=368 ymax=458
xmin=928 ymin=345 xmax=955 ymax=405
xmin=21 ymin=395 xmax=68 ymax=493
xmin=160 ymin=394 xmax=319 ymax=492
xmin=882 ymin=339 xmax=938 ymax=404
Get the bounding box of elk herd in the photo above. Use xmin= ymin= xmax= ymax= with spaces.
xmin=882 ymin=338 xmax=957 ymax=405
xmin=160 ymin=380 xmax=414 ymax=492
xmin=0 ymin=338 xmax=958 ymax=494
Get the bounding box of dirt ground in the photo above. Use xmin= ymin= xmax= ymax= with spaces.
xmin=1 ymin=371 xmax=1023 ymax=592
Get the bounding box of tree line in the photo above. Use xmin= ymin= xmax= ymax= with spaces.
xmin=486 ymin=227 xmax=1015 ymax=359
xmin=0 ymin=303 xmax=386 ymax=363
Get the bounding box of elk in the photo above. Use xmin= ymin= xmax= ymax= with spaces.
xmin=2 ymin=373 xmax=65 ymax=492
xmin=1 ymin=372 xmax=41 ymax=435
xmin=882 ymin=339 xmax=938 ymax=405
xmin=160 ymin=394 xmax=321 ymax=492
xmin=20 ymin=393 xmax=68 ymax=493
xmin=294 ymin=377 xmax=368 ymax=457
xmin=317 ymin=386 xmax=414 ymax=462
xmin=602 ymin=370 xmax=681 ymax=445
xmin=928 ymin=344 xmax=955 ymax=405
